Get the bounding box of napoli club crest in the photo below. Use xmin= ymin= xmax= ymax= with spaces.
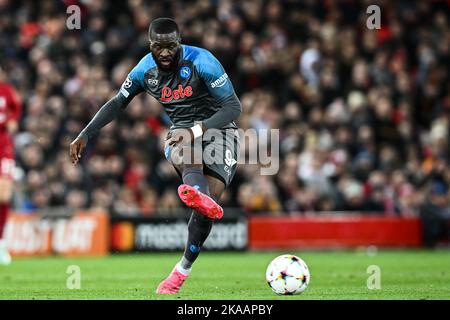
xmin=180 ymin=66 xmax=191 ymax=79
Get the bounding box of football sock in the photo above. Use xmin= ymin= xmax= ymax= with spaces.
xmin=180 ymin=167 xmax=214 ymax=270
xmin=0 ymin=204 xmax=9 ymax=239
xmin=182 ymin=167 xmax=210 ymax=195
xmin=180 ymin=210 xmax=214 ymax=270
xmin=176 ymin=259 xmax=192 ymax=276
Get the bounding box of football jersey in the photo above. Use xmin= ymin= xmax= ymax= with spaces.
xmin=0 ymin=82 xmax=21 ymax=133
xmin=0 ymin=81 xmax=21 ymax=160
xmin=119 ymin=45 xmax=238 ymax=129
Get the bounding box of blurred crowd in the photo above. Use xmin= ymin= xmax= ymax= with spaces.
xmin=1 ymin=0 xmax=450 ymax=217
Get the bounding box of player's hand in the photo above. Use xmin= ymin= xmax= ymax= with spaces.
xmin=69 ymin=136 xmax=88 ymax=165
xmin=166 ymin=128 xmax=193 ymax=147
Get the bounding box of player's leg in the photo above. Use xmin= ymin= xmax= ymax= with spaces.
xmin=155 ymin=174 xmax=226 ymax=294
xmin=205 ymin=174 xmax=226 ymax=202
xmin=177 ymin=127 xmax=239 ymax=269
xmin=156 ymin=129 xmax=235 ymax=294
xmin=175 ymin=128 xmax=238 ymax=220
xmin=155 ymin=162 xmax=224 ymax=293
xmin=164 ymin=131 xmax=223 ymax=219
xmin=0 ymin=158 xmax=14 ymax=266
xmin=0 ymin=178 xmax=13 ymax=237
xmin=178 ymin=174 xmax=225 ymax=270
xmin=169 ymin=133 xmax=228 ymax=268
xmin=156 ymin=146 xmax=224 ymax=293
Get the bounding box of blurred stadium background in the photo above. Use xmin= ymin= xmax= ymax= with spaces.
xmin=1 ymin=0 xmax=450 ymax=260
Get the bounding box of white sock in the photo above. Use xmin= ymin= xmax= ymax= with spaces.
xmin=0 ymin=239 xmax=6 ymax=249
xmin=176 ymin=262 xmax=192 ymax=276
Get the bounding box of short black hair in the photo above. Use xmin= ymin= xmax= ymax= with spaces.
xmin=148 ymin=18 xmax=179 ymax=39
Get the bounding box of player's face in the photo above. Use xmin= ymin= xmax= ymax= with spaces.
xmin=150 ymin=31 xmax=181 ymax=70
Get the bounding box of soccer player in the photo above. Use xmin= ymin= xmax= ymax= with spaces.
xmin=0 ymin=67 xmax=22 ymax=266
xmin=70 ymin=18 xmax=241 ymax=294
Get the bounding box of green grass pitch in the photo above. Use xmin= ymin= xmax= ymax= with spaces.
xmin=1 ymin=250 xmax=449 ymax=300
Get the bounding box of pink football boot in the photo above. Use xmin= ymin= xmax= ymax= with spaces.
xmin=156 ymin=265 xmax=189 ymax=294
xmin=177 ymin=184 xmax=223 ymax=219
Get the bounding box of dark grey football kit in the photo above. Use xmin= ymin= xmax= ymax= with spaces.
xmin=78 ymin=45 xmax=241 ymax=186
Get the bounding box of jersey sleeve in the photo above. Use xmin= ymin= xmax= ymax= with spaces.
xmin=119 ymin=60 xmax=146 ymax=100
xmin=195 ymin=50 xmax=236 ymax=103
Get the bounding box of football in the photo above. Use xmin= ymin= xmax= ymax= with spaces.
xmin=266 ymin=254 xmax=310 ymax=295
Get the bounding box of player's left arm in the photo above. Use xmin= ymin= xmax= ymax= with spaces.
xmin=195 ymin=51 xmax=242 ymax=133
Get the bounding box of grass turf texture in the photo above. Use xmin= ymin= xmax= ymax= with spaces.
xmin=0 ymin=250 xmax=449 ymax=300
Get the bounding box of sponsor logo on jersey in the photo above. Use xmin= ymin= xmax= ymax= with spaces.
xmin=147 ymin=78 xmax=158 ymax=86
xmin=210 ymin=73 xmax=228 ymax=88
xmin=180 ymin=66 xmax=191 ymax=79
xmin=160 ymin=85 xmax=193 ymax=102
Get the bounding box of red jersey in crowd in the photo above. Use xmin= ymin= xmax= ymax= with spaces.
xmin=0 ymin=81 xmax=21 ymax=178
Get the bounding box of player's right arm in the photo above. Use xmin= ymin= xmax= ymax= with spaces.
xmin=70 ymin=64 xmax=144 ymax=165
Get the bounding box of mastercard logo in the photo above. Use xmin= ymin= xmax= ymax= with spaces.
xmin=111 ymin=222 xmax=134 ymax=252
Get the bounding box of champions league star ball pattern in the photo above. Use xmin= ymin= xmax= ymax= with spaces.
xmin=266 ymin=254 xmax=310 ymax=295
